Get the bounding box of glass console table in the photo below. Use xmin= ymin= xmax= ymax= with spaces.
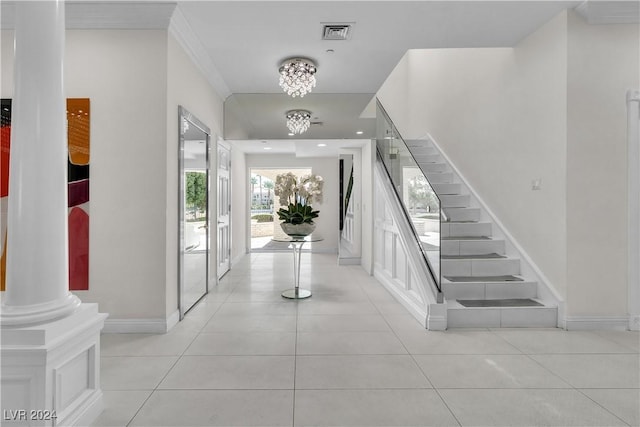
xmin=272 ymin=234 xmax=323 ymax=299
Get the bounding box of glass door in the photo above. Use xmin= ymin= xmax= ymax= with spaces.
xmin=179 ymin=106 xmax=210 ymax=319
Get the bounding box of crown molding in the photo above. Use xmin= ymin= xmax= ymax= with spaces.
xmin=575 ymin=0 xmax=639 ymax=24
xmin=169 ymin=5 xmax=231 ymax=99
xmin=1 ymin=2 xmax=177 ymax=29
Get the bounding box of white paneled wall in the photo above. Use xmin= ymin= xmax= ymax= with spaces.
xmin=372 ymin=163 xmax=446 ymax=330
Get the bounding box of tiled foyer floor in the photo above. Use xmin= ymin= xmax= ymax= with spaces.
xmin=93 ymin=253 xmax=640 ymax=427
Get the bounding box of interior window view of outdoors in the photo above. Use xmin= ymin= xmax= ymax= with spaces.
xmin=250 ymin=168 xmax=311 ymax=251
xmin=405 ymin=169 xmax=440 ymax=249
xmin=185 ymin=171 xmax=208 ymax=252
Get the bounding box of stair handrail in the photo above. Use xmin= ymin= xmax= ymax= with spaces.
xmin=376 ymin=99 xmax=443 ymax=301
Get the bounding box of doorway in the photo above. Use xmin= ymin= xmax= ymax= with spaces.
xmin=249 ymin=167 xmax=311 ymax=251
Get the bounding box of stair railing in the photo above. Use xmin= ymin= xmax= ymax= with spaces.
xmin=376 ymin=99 xmax=443 ymax=301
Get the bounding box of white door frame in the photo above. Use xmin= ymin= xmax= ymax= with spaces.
xmin=217 ymin=139 xmax=231 ymax=279
xmin=627 ymin=90 xmax=639 ymax=331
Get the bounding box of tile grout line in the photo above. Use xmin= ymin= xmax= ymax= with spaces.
xmin=488 ymin=329 xmax=636 ymax=427
xmin=357 ymin=278 xmax=464 ymax=427
xmin=122 ymin=268 xmax=238 ymax=427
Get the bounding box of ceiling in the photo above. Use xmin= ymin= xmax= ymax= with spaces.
xmin=176 ymin=0 xmax=580 ymax=143
xmin=5 ymin=1 xmax=637 ymax=155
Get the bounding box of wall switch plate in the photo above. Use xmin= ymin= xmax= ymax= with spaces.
xmin=532 ymin=179 xmax=542 ymax=190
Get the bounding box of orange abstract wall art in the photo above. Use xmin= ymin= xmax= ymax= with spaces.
xmin=0 ymin=98 xmax=90 ymax=291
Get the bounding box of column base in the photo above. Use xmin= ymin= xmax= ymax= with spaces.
xmin=1 ymin=303 xmax=108 ymax=426
xmin=0 ymin=293 xmax=82 ymax=326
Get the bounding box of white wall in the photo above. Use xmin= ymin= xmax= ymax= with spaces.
xmin=1 ymin=29 xmax=225 ymax=327
xmin=566 ymin=11 xmax=639 ymax=319
xmin=378 ymin=12 xmax=569 ymax=300
xmin=231 ymin=147 xmax=248 ymax=262
xmin=360 ymin=140 xmax=375 ymax=274
xmin=376 ymin=53 xmax=411 ymax=135
xmin=377 ymin=10 xmax=640 ymax=322
xmin=245 ymin=154 xmax=339 ymax=253
xmin=65 ymin=30 xmax=169 ymax=321
xmin=166 ymin=33 xmax=224 ymax=319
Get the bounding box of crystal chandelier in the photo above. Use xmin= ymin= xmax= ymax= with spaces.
xmin=279 ymin=57 xmax=317 ymax=98
xmin=286 ymin=110 xmax=312 ymax=135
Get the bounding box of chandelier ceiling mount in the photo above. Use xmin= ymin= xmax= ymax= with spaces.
xmin=278 ymin=57 xmax=317 ymax=98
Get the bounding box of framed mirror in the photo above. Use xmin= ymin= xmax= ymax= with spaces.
xmin=178 ymin=106 xmax=210 ymax=320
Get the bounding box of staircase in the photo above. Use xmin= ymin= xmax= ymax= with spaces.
xmin=406 ymin=139 xmax=558 ymax=328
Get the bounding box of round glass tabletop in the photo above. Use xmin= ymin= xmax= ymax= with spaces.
xmin=271 ymin=234 xmax=323 ymax=243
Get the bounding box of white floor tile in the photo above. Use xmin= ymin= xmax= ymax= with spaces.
xmin=95 ymin=253 xmax=638 ymax=427
xmin=129 ymin=390 xmax=293 ymax=426
xmin=184 ymin=332 xmax=296 ymax=355
xmin=295 ymin=355 xmax=431 ymax=389
xmin=494 ymin=329 xmax=635 ymax=354
xmin=296 ymin=331 xmax=407 ymax=355
xmin=297 ymin=314 xmax=390 ymax=332
xmin=415 ymin=354 xmax=570 ymax=388
xmin=226 ymin=289 xmax=289 ymax=302
xmin=440 ymin=389 xmax=628 ymax=426
xmin=296 ymin=301 xmax=378 ymax=315
xmin=383 ymin=313 xmax=426 ymax=332
xmin=203 ymin=314 xmax=297 ymax=332
xmin=158 ymin=355 xmax=295 ymax=389
xmin=395 ymin=330 xmax=521 ymax=354
xmin=101 ymin=332 xmax=197 ymax=357
xmin=373 ymin=301 xmax=411 ymax=314
xmin=294 ymin=389 xmax=458 ymax=426
xmin=592 ymin=330 xmax=640 ymax=353
xmin=580 ymin=388 xmax=640 ymax=426
xmin=531 ymin=354 xmax=640 ymax=388
xmin=101 ymin=356 xmax=178 ymax=390
xmin=216 ymin=302 xmax=298 ymax=316
xmin=90 ymin=390 xmax=152 ymax=427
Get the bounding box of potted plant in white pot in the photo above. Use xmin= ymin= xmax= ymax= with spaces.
xmin=274 ymin=172 xmax=324 ymax=236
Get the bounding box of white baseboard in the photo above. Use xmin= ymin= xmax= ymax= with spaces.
xmin=312 ymin=248 xmax=338 ymax=254
xmin=427 ymin=303 xmax=447 ymax=330
xmin=374 ymin=268 xmax=428 ymax=328
xmin=103 ymin=310 xmax=180 ymax=334
xmin=338 ymin=257 xmax=361 ymax=265
xmin=166 ymin=309 xmax=180 ymax=331
xmin=564 ymin=316 xmax=630 ymax=331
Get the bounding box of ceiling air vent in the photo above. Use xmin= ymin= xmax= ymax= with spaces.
xmin=310 ymin=121 xmax=323 ymax=126
xmin=322 ymin=24 xmax=352 ymax=40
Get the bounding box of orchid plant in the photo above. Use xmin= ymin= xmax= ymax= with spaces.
xmin=274 ymin=172 xmax=324 ymax=225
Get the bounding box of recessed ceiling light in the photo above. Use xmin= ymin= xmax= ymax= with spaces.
xmin=264 ymin=147 xmax=272 ymax=150
xmin=356 ymin=131 xmax=364 ymax=135
xmin=288 ymin=133 xmax=294 ymax=136
xmin=317 ymin=143 xmax=327 ymax=147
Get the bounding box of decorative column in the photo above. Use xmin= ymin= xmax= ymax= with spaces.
xmin=0 ymin=0 xmax=80 ymax=325
xmin=1 ymin=2 xmax=107 ymax=426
